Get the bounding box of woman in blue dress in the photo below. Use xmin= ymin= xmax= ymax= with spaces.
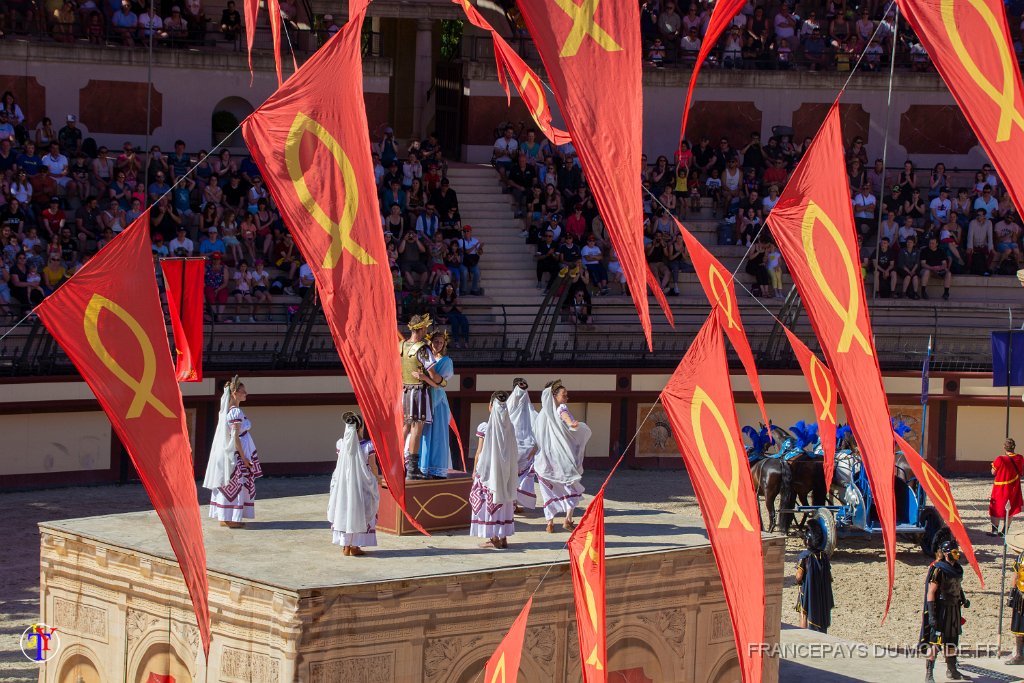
xmin=417 ymin=329 xmax=454 ymax=479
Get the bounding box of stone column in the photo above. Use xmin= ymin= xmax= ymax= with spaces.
xmin=412 ymin=18 xmax=434 ymax=139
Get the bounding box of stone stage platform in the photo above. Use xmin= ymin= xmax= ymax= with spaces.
xmin=38 ymin=493 xmax=785 ymax=683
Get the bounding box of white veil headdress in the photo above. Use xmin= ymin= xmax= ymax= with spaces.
xmin=476 ymin=396 xmax=519 ymax=504
xmin=328 ymin=415 xmax=380 ymax=534
xmin=202 ymin=383 xmax=235 ymax=491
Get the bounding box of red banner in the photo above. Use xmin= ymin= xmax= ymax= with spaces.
xmin=244 ymin=0 xmax=258 ymax=82
xmin=766 ymin=102 xmax=897 ymax=614
xmin=242 ymin=10 xmax=424 ymax=534
xmin=783 ymin=327 xmax=838 ymax=492
xmin=243 ymin=0 xmax=285 ymax=86
xmin=160 ymin=258 xmax=204 ymax=382
xmin=894 ymin=434 xmax=983 ymax=585
xmin=516 ymin=0 xmax=672 ymax=348
xmin=662 ymin=316 xmax=763 ymax=683
xmin=484 ymin=596 xmax=533 ymax=683
xmin=453 ymin=0 xmax=570 ymax=145
xmin=568 ymin=489 xmax=607 ymax=683
xmin=678 ymin=0 xmax=745 ymax=148
xmin=896 ymin=0 xmax=1024 ymax=218
xmin=34 ymin=213 xmax=210 ymax=656
xmin=674 ymin=217 xmax=769 ymax=430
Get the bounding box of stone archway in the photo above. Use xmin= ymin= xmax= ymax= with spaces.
xmin=211 ymin=96 xmax=254 ymax=148
xmin=57 ymin=651 xmax=102 ymax=683
xmin=133 ymin=642 xmax=193 ymax=683
xmin=707 ymin=651 xmax=741 ymax=683
xmin=607 ymin=636 xmax=664 ymax=682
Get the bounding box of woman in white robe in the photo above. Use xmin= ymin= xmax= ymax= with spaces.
xmin=327 ymin=412 xmax=380 ymax=556
xmin=203 ymin=376 xmax=262 ymax=528
xmin=469 ymin=391 xmax=519 ymax=549
xmin=533 ymin=379 xmax=592 ymax=533
xmin=508 ymin=378 xmax=539 ymax=513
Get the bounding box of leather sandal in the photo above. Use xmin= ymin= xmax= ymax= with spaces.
xmin=349 ymin=547 xmax=366 ymax=556
xmin=563 ymin=520 xmax=577 ymax=531
xmin=546 ymin=520 xmax=555 ymax=534
xmin=499 ymin=537 xmax=508 ymax=549
xmin=342 ymin=546 xmax=352 ymax=556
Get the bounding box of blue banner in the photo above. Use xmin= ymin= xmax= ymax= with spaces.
xmin=992 ymin=331 xmax=1024 ymax=387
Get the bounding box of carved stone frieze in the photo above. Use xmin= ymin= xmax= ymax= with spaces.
xmin=53 ymin=598 xmax=107 ymax=641
xmin=220 ymin=647 xmax=282 ymax=683
xmin=309 ymin=653 xmax=394 ymax=683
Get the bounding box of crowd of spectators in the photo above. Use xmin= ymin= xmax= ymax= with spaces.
xmin=493 ymin=113 xmax=1023 ymax=309
xmin=0 ymin=0 xmax=309 ymax=48
xmin=372 ymin=127 xmax=477 ymax=346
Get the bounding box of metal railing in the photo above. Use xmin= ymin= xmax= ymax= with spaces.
xmin=1 ymin=297 xmax=1019 ymax=376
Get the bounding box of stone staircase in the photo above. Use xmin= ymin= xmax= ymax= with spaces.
xmin=442 ymin=164 xmax=544 ymax=340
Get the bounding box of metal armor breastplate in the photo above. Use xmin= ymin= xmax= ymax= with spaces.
xmin=401 ymin=340 xmax=426 ymax=385
xmin=939 ymin=572 xmax=963 ymax=604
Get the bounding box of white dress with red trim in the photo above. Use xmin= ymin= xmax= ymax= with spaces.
xmin=469 ymin=421 xmax=516 ymax=539
xmin=209 ymin=407 xmax=262 ymax=522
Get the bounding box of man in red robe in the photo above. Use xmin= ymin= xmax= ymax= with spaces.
xmin=990 ymin=438 xmax=1024 ymax=536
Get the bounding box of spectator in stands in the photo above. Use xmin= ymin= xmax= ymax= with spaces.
xmin=183 ymin=0 xmax=206 ymax=44
xmin=763 ymin=159 xmax=788 ymax=190
xmin=222 ymin=175 xmax=246 ymax=213
xmin=34 ymin=117 xmax=55 ymax=151
xmin=41 ymin=142 xmax=70 ymax=193
xmin=148 ymin=170 xmax=170 ymax=203
xmin=397 ymin=230 xmax=428 ymax=290
xmin=666 ymin=231 xmax=690 ymax=296
xmin=116 ymin=142 xmax=142 ymax=182
xmin=994 ymin=212 xmax=1022 ymax=273
xmin=16 ymin=140 xmax=42 ymax=178
xmin=436 ymin=282 xmax=468 ymax=348
xmin=204 ymin=252 xmax=228 ymax=322
xmin=383 ymin=202 xmax=405 ymax=239
xmin=250 ymin=259 xmax=271 ymax=320
xmin=493 ymin=126 xmax=518 ymax=179
xmin=680 ymin=26 xmax=701 ymax=61
xmin=220 ymin=0 xmax=240 ymax=40
xmin=440 ymin=204 xmax=461 ymax=240
xmin=895 ymin=235 xmax=921 ymax=298
xmin=967 ymin=208 xmax=995 ymax=275
xmin=534 ymin=229 xmax=559 ymax=289
xmin=657 ymin=2 xmax=683 ymax=59
xmin=852 ymin=184 xmax=877 ymax=236
xmin=871 ymin=236 xmax=896 ymax=297
xmin=323 ymin=13 xmax=339 ymax=37
xmin=109 ymin=2 xmax=136 ymax=43
xmin=645 ymin=232 xmax=671 ymax=293
xmin=722 ymin=26 xmax=744 ymax=68
xmin=929 ymin=186 xmax=951 ymax=225
xmin=919 ymin=236 xmax=951 ymax=300
xmin=975 ymin=184 xmax=999 ymax=220
xmin=805 ymin=28 xmax=828 ymax=70
xmin=415 ymin=203 xmax=439 ymax=238
xmin=138 ymin=5 xmax=166 ymax=43
xmin=229 ymin=259 xmax=254 ymax=322
xmin=379 ymin=127 xmax=399 ymax=165
xmin=169 ymin=225 xmax=193 ymax=256
xmin=458 ymin=225 xmax=482 ymax=295
xmin=164 ymin=6 xmax=187 ymax=43
xmin=272 ymin=230 xmax=299 ymax=284
xmin=57 ymin=115 xmax=81 ymax=157
xmin=904 ymin=189 xmax=926 ymax=229
xmin=75 ymin=196 xmax=101 ymax=253
xmin=581 ymin=234 xmax=608 ymax=296
xmin=775 ymin=38 xmax=793 ymax=69
xmin=99 ymin=198 xmax=126 ymax=234
xmin=507 ymin=153 xmax=535 ymax=217
xmin=200 ymin=226 xmax=225 ymax=256
xmin=430 ymin=177 xmax=458 ymax=216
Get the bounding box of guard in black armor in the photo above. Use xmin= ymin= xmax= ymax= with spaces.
xmin=796 ymin=510 xmax=835 ymax=633
xmin=1006 ymin=546 xmax=1024 ymax=665
xmin=919 ymin=528 xmax=971 ymax=682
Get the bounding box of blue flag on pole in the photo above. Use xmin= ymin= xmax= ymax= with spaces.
xmin=921 ymin=337 xmax=932 ymax=405
xmin=992 ymin=331 xmax=1024 ymax=387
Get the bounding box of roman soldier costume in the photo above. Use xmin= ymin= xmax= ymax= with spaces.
xmin=1006 ymin=548 xmax=1024 ymax=665
xmin=400 ymin=314 xmax=434 ymax=479
xmin=796 ymin=511 xmax=835 ymax=634
xmin=919 ymin=528 xmax=970 ymax=682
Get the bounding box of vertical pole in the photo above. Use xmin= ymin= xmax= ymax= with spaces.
xmin=874 ymin=4 xmax=899 ymax=299
xmin=143 ymin=7 xmax=154 ymax=206
xmin=1000 ymin=500 xmax=1012 ymax=654
xmin=920 ymin=335 xmax=932 ymax=457
xmin=1008 ymin=308 xmax=1014 ymax=440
